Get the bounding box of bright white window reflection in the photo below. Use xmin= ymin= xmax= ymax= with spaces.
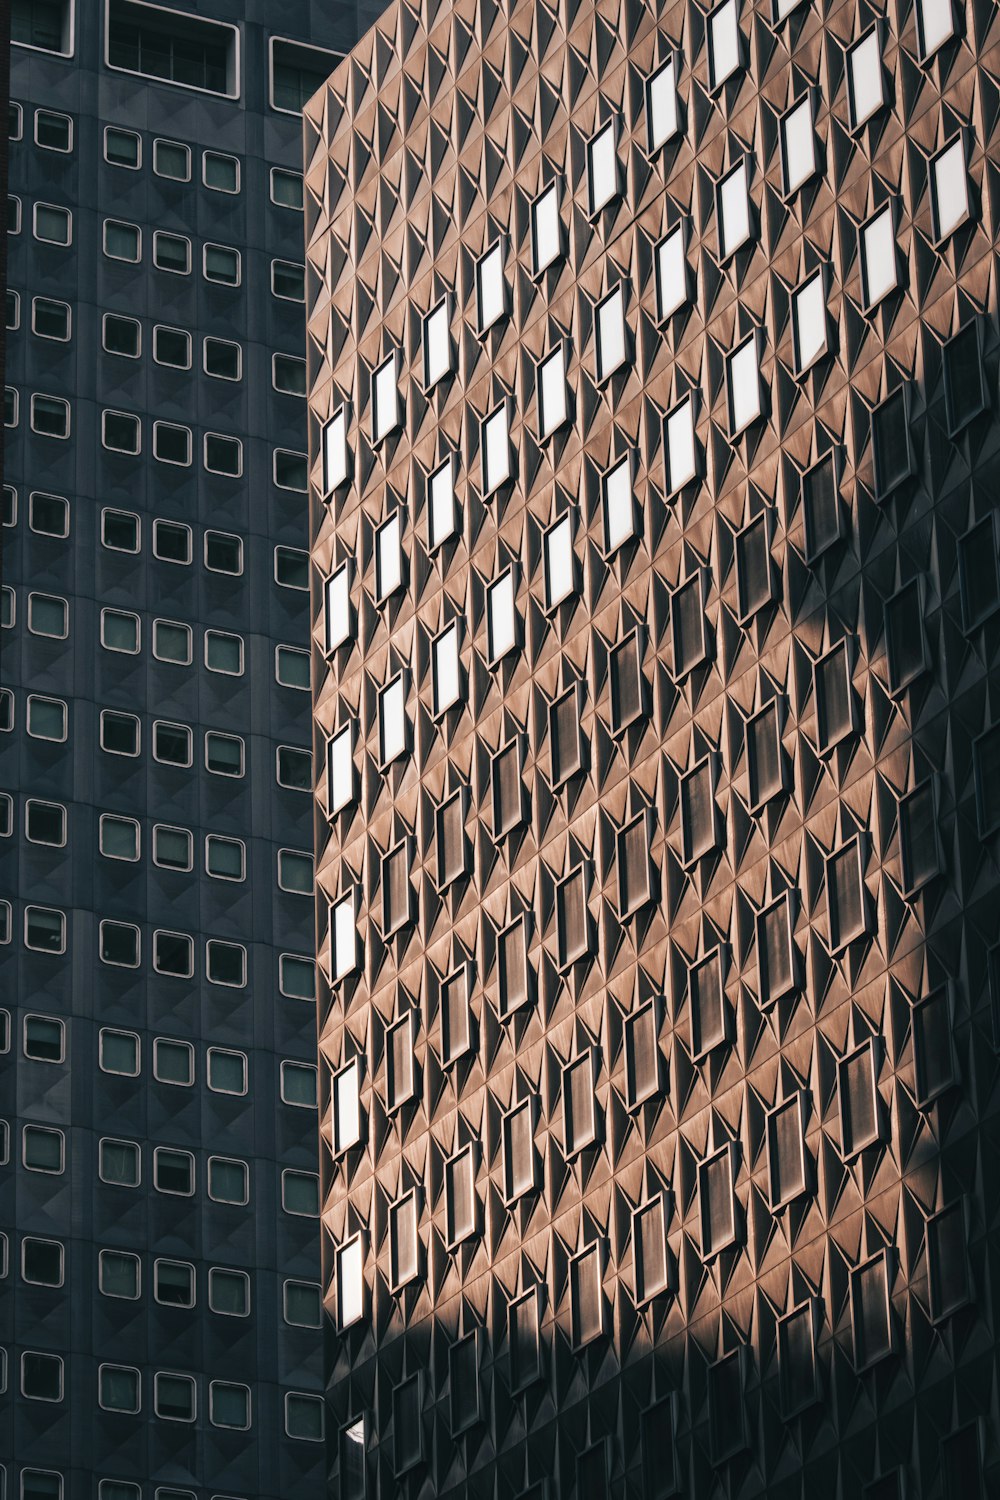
xmin=544 ymin=515 xmax=575 ymax=609
xmin=375 ymin=513 xmax=402 ymax=601
xmin=860 ymin=205 xmax=898 ymax=310
xmin=931 ymin=137 xmax=969 ymax=242
xmin=327 ymin=724 xmax=354 ymax=816
xmin=603 ymin=455 xmax=634 ymax=552
xmin=423 ymin=297 xmax=452 ymax=388
xmin=481 ymin=405 xmax=511 ymax=494
xmin=322 ymin=407 xmax=350 ymax=494
xmin=847 ymin=28 xmax=884 ymax=132
xmin=531 ymin=183 xmax=562 ymax=276
xmin=655 ymin=225 xmax=688 ymax=321
xmin=324 ymin=564 xmax=352 ymax=653
xmin=792 ymin=270 xmax=828 ymax=375
xmin=718 ymin=159 xmax=751 ymax=260
xmin=487 ymin=570 xmax=517 ymax=661
xmin=596 ymin=286 xmax=627 ymax=382
xmin=372 ymin=353 xmax=399 ymax=444
xmin=476 ymin=240 xmax=505 ymax=334
xmin=538 ymin=347 xmax=568 ymax=437
xmin=708 ymin=0 xmax=740 ymax=90
xmin=781 ymin=96 xmax=816 ymax=196
xmin=727 ymin=336 xmax=761 ymax=435
xmin=433 ymin=624 xmax=461 ymax=715
xmin=916 ymin=0 xmax=954 ymax=61
xmin=332 ymin=1059 xmax=361 ymax=1153
xmin=379 ymin=675 xmax=407 ymax=764
xmin=646 ymin=57 xmax=679 ymax=152
xmin=336 ymin=1237 xmax=364 ymax=1328
xmin=427 ymin=455 xmax=456 ymax=550
xmin=331 ymin=894 xmax=357 ymax=982
xmin=665 ymin=396 xmax=697 ymax=493
xmin=588 ymin=121 xmax=618 ymax=215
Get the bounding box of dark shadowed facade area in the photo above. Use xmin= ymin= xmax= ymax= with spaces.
xmin=0 ymin=3 xmax=377 ymax=1498
xmin=306 ymin=0 xmax=1000 ymax=1495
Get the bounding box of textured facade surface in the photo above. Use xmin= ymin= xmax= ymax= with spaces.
xmin=0 ymin=3 xmax=370 ymax=1498
xmin=306 ymin=0 xmax=1000 ymax=1494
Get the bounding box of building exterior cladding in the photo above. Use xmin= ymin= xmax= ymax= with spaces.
xmin=0 ymin=2 xmax=378 ymax=1499
xmin=306 ymin=0 xmax=1000 ymax=1494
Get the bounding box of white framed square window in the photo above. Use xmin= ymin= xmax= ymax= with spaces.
xmin=595 ymin=285 xmax=627 ymax=382
xmin=717 ymin=158 xmax=751 ymax=260
xmin=792 ymin=269 xmax=828 ymax=376
xmin=587 ymin=119 xmax=619 ymax=216
xmin=322 ymin=406 xmax=350 ymax=495
xmin=481 ymin=403 xmax=511 ymax=495
xmin=336 ymin=1236 xmax=364 ymax=1329
xmin=475 ymin=239 xmax=506 ymax=335
xmin=379 ymin=673 xmax=408 ymax=764
xmin=602 ymin=453 xmax=635 ymax=553
xmin=530 ymin=182 xmax=562 ymax=277
xmin=327 ymin=723 xmax=355 ymax=816
xmin=331 ymin=892 xmax=358 ymax=983
xmin=646 ymin=56 xmax=679 ymax=153
xmin=708 ymin=0 xmax=741 ymax=90
xmin=726 ymin=333 xmax=762 ymax=436
xmin=859 ymin=204 xmax=898 ymax=311
xmin=372 ymin=351 xmax=400 ymax=444
xmin=427 ymin=454 xmax=456 ymax=551
xmin=544 ymin=514 xmax=575 ymax=610
xmin=432 ymin=623 xmax=461 ymax=716
xmin=423 ymin=295 xmax=452 ymax=389
xmin=375 ymin=512 xmax=403 ymax=603
xmin=915 ymin=0 xmax=955 ymax=62
xmin=664 ymin=394 xmax=698 ymax=494
xmin=780 ymin=95 xmax=816 ymax=197
xmin=846 ymin=26 xmax=884 ymax=132
xmin=654 ymin=223 xmax=688 ymax=322
xmin=537 ymin=345 xmax=568 ymax=437
xmin=929 ymin=135 xmax=969 ymax=244
xmin=332 ymin=1057 xmax=362 ymax=1154
xmin=486 ymin=569 xmax=518 ymax=663
xmin=324 ymin=562 xmax=352 ymax=654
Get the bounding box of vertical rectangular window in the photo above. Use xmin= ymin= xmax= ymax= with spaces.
xmin=929 ymin=135 xmax=969 ymax=243
xmin=646 ymin=56 xmax=679 ymax=151
xmin=386 ymin=1013 xmax=417 ymax=1111
xmin=911 ymin=987 xmax=956 ymax=1107
xmin=498 ymin=916 xmax=530 ymax=1017
xmin=708 ymin=1350 xmax=747 ymax=1462
xmin=708 ymin=0 xmax=740 ymax=90
xmin=530 ymin=182 xmax=562 ymax=276
xmin=587 ymin=120 xmax=618 ymax=215
xmin=826 ymin=837 xmax=867 ymax=952
xmin=537 ymin=345 xmax=568 ymax=436
xmin=427 ymin=454 xmax=456 ymax=550
xmin=617 ymin=813 xmax=653 ymax=917
xmin=332 ymin=1058 xmax=362 ymax=1154
xmin=509 ymin=1287 xmax=542 ymax=1390
xmin=432 ymin=623 xmax=461 ymax=715
xmin=475 ymin=240 xmax=505 ymax=334
xmin=839 ymin=1040 xmax=881 ymax=1158
xmin=632 ymin=1195 xmax=670 ymax=1302
xmin=851 ymin=1253 xmax=894 ymax=1370
xmin=859 ymin=205 xmax=898 ymax=311
xmin=670 ymin=571 xmax=707 ymax=677
xmin=371 ymin=352 xmax=400 ymax=444
xmin=322 ymin=407 xmax=350 ymax=494
xmin=698 ymin=1144 xmax=737 ymax=1258
xmin=448 ymin=1333 xmax=480 ymax=1435
xmin=336 ymin=1237 xmax=364 ymax=1328
xmin=595 ymin=286 xmax=627 ymax=382
xmin=717 ymin=158 xmax=751 ymax=259
xmin=562 ymin=1052 xmax=599 ymax=1156
xmin=898 ymin=780 xmax=940 ymax=897
xmin=779 ymin=95 xmax=816 ymax=196
xmin=570 ymin=1247 xmax=604 ymax=1348
xmin=378 ymin=675 xmax=407 ymax=765
xmin=486 ymin=569 xmax=517 ymax=662
xmin=422 ymin=296 xmax=452 ymax=389
xmin=654 ymin=224 xmax=688 ymax=321
xmin=440 ymin=963 xmax=472 ymax=1065
xmin=847 ymin=26 xmax=884 ymax=131
xmin=679 ymin=756 xmax=717 ymax=865
xmin=502 ymin=1098 xmax=536 ymax=1202
xmin=766 ymin=1093 xmax=808 ymax=1209
xmin=757 ymin=891 xmax=797 ymax=1006
xmin=481 ymin=404 xmax=511 ymax=494
xmin=625 ymin=998 xmax=662 ymax=1108
xmin=814 ymin=640 xmax=855 ymax=752
xmin=549 ymin=685 xmax=584 ymax=785
xmin=942 ymin=321 xmax=986 ymax=437
xmin=792 ymin=268 xmax=828 ymax=375
xmin=664 ymin=395 xmax=698 ymax=494
xmin=602 ymin=453 xmax=635 ymax=552
xmin=777 ymin=1302 xmax=820 ymax=1417
xmin=445 ymin=1145 xmax=476 ymax=1246
xmin=884 ymin=578 xmax=926 ymax=695
xmin=325 ymin=563 xmax=352 ymax=653
xmin=871 ymin=386 xmax=914 ymax=499
xmin=491 ymin=737 xmax=525 ymax=838
xmin=641 ymin=1398 xmax=678 ymax=1499
xmin=801 ymin=452 xmax=842 ymax=561
xmin=340 ymin=1421 xmax=367 ymax=1500
xmin=388 ymin=1192 xmax=419 ymax=1290
xmin=926 ymin=1200 xmax=969 ymax=1323
xmin=689 ymin=947 xmax=728 ymax=1059
xmin=915 ymin=0 xmax=955 ymax=60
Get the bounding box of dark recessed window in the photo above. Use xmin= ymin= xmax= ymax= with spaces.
xmin=942 ymin=321 xmax=986 ymax=436
xmin=549 ymin=684 xmax=584 ymax=786
xmin=839 ymin=1039 xmax=881 ymax=1158
xmin=509 ymin=1286 xmax=543 ymax=1391
xmin=766 ymin=1092 xmax=807 ymax=1209
xmin=632 ymin=1195 xmax=670 ymax=1303
xmin=491 ymin=736 xmax=525 ymax=839
xmin=699 ymin=1144 xmax=737 ymax=1259
xmin=641 ymin=1397 xmax=678 ymax=1499
xmin=801 ymin=452 xmax=842 ymax=561
xmin=734 ymin=511 xmax=773 ymax=621
xmin=745 ymin=700 xmax=785 ymax=810
xmin=670 ymin=572 xmax=708 ymax=679
xmin=826 ymin=837 xmax=867 ymax=952
xmin=708 ymin=1350 xmax=747 ymax=1462
xmin=624 ymin=998 xmax=662 ymax=1108
xmin=679 ymin=756 xmax=717 ymax=866
xmin=958 ymin=515 xmax=999 ymax=632
xmin=440 ymin=963 xmax=472 ymax=1065
xmin=107 ymin=0 xmax=238 ymax=96
xmin=570 ymin=1245 xmax=605 ymax=1349
xmin=870 ymin=386 xmax=914 ymax=500
xmin=757 ymin=891 xmax=797 ymax=1006
xmin=617 ymin=812 xmax=654 ymax=918
xmin=926 ymin=1200 xmax=970 ymax=1323
xmin=445 ymin=1144 xmax=476 ymax=1247
xmin=911 ymin=987 xmax=956 ymax=1107
xmin=941 ymin=1423 xmax=983 ymax=1500
xmin=974 ymin=724 xmax=1000 ymax=837
xmin=385 ymin=1013 xmax=417 ymax=1112
xmin=435 ymin=790 xmax=467 ymax=889
xmin=689 ymin=947 xmax=728 ymax=1059
xmin=884 ymin=578 xmax=927 ymax=695
xmin=13 ymin=0 xmax=72 ymax=55
xmin=502 ymin=1098 xmax=536 ymax=1202
xmin=497 ymin=914 xmax=531 ymax=1017
xmin=898 ymin=780 xmax=940 ymax=897
xmin=851 ymin=1252 xmax=894 ymax=1370
xmin=270 ymin=37 xmax=341 ymax=113
xmin=777 ymin=1301 xmax=820 ymax=1417
xmin=380 ymin=842 xmax=413 ymax=937
xmin=814 ymin=640 xmax=855 ymax=754
xmin=609 ymin=629 xmax=646 ymax=733
xmin=555 ymin=866 xmax=589 ymax=969
xmin=388 ymin=1192 xmax=419 ymax=1290
xmin=448 ymin=1332 xmax=480 ymax=1435
xmin=562 ymin=1051 xmax=599 ymax=1157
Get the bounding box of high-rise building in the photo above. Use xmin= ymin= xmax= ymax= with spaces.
xmin=306 ymin=0 xmax=1000 ymax=1494
xmin=0 ymin=3 xmax=376 ymax=1498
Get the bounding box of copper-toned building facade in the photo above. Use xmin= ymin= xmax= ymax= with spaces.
xmin=305 ymin=0 xmax=1000 ymax=1493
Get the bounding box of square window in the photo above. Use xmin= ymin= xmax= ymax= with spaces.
xmin=766 ymin=1092 xmax=808 ymax=1208
xmin=717 ymin=158 xmax=751 ymax=260
xmin=205 ymin=630 xmax=243 ymax=675
xmin=34 ymin=203 xmax=71 ymax=245
xmin=282 ymin=1279 xmax=320 ymax=1324
xmin=100 ymin=920 xmax=140 ymax=967
xmin=103 ymin=409 xmax=141 ymax=453
xmin=208 ymin=1048 xmax=246 ymax=1094
xmin=646 ymin=56 xmax=679 ymax=152
xmin=99 ymin=1248 xmax=140 ymax=1298
xmin=103 ymin=313 xmax=141 ymax=358
xmin=915 ymin=0 xmax=955 ymax=60
xmin=332 ymin=1057 xmax=362 ymax=1153
xmin=208 ymin=1156 xmax=248 ymax=1205
xmin=209 ymin=1267 xmax=250 ymax=1316
xmin=205 ymin=835 xmax=245 ymax=881
xmin=372 ymin=351 xmax=400 ymax=443
xmin=24 ymin=1124 xmax=65 ymax=1173
xmin=942 ymin=320 xmax=986 ymax=436
xmin=587 ymin=120 xmax=618 ymax=216
xmin=708 ymin=0 xmax=740 ymax=89
xmin=664 ymin=394 xmax=698 ymax=494
xmin=23 ymin=1014 xmax=64 ymax=1061
xmin=153 ymin=620 xmax=192 ymax=665
xmin=32 ymin=298 xmax=71 ymax=341
xmin=422 ymin=296 xmax=452 ymax=389
xmin=204 ymin=432 xmax=242 ymax=476
xmin=847 ymin=26 xmax=884 ymax=131
xmin=278 ymin=848 xmax=313 ymax=895
xmin=839 ymin=1039 xmax=881 ymax=1158
xmin=871 ymin=386 xmax=913 ymax=499
xmin=154 ymin=1258 xmax=194 ymax=1306
xmin=756 ymin=891 xmax=797 ymax=1005
xmin=153 ymin=324 xmax=191 ymax=368
xmin=595 ymin=286 xmax=627 ymax=382
xmin=792 ymin=269 xmax=828 ymax=375
xmin=859 ymin=205 xmax=898 ymax=311
xmin=930 ymin=135 xmax=969 ymax=243
xmin=31 ymin=394 xmax=70 ymax=438
xmin=727 ymin=335 xmax=762 ymax=436
xmin=155 ymin=1372 xmax=196 ymax=1422
xmin=633 ymin=1195 xmax=671 ymax=1302
xmin=481 ymin=403 xmax=511 ymax=494
xmin=153 ymin=231 xmax=191 ymax=274
xmin=100 ymin=1028 xmax=139 ymax=1075
xmin=544 ymin=514 xmax=575 ymax=609
xmin=27 ymin=697 xmax=67 ymax=742
xmin=101 ymin=608 xmax=139 ymax=653
xmin=105 ymin=126 xmax=140 ymax=166
xmin=153 ymin=138 xmax=190 ymax=179
xmin=29 ymin=492 xmax=69 ymax=536
xmin=207 ymin=243 xmax=242 ymax=285
xmin=206 ymin=939 xmax=246 ymax=987
xmin=780 ymin=95 xmax=816 ymax=197
xmin=537 ymin=345 xmax=568 ymax=436
xmin=570 ymin=1245 xmax=605 ymax=1348
xmin=25 ymin=801 xmax=65 ymax=847
xmin=531 ymin=181 xmax=562 ymax=276
xmin=654 ymin=223 xmax=688 ymax=321
xmin=104 ymin=218 xmax=141 ymax=262
xmin=153 ymin=1036 xmax=194 ymax=1085
xmin=153 ymin=517 xmax=191 ymax=562
xmin=277 ymin=746 xmax=311 ymax=792
xmin=476 ymin=239 xmax=506 ymax=334
xmin=21 ymin=1351 xmax=64 ymax=1402
xmin=271 ymin=166 xmax=303 ymax=207
xmin=153 ymin=1147 xmax=193 ymax=1196
xmin=271 ymin=351 xmax=302 ymax=392
xmin=101 ymin=710 xmax=139 ymax=756
xmin=204 ymin=150 xmax=239 ymax=191
xmin=204 ymin=732 xmax=243 ymax=776
xmin=28 ymin=592 xmax=68 ymax=638
xmin=275 ymin=645 xmax=310 ymax=691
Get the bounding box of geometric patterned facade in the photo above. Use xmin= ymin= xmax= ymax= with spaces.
xmin=305 ymin=0 xmax=1000 ymax=1492
xmin=0 ymin=4 xmax=374 ymax=1498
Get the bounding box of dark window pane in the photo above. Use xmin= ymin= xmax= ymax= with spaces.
xmin=870 ymin=386 xmax=912 ymax=499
